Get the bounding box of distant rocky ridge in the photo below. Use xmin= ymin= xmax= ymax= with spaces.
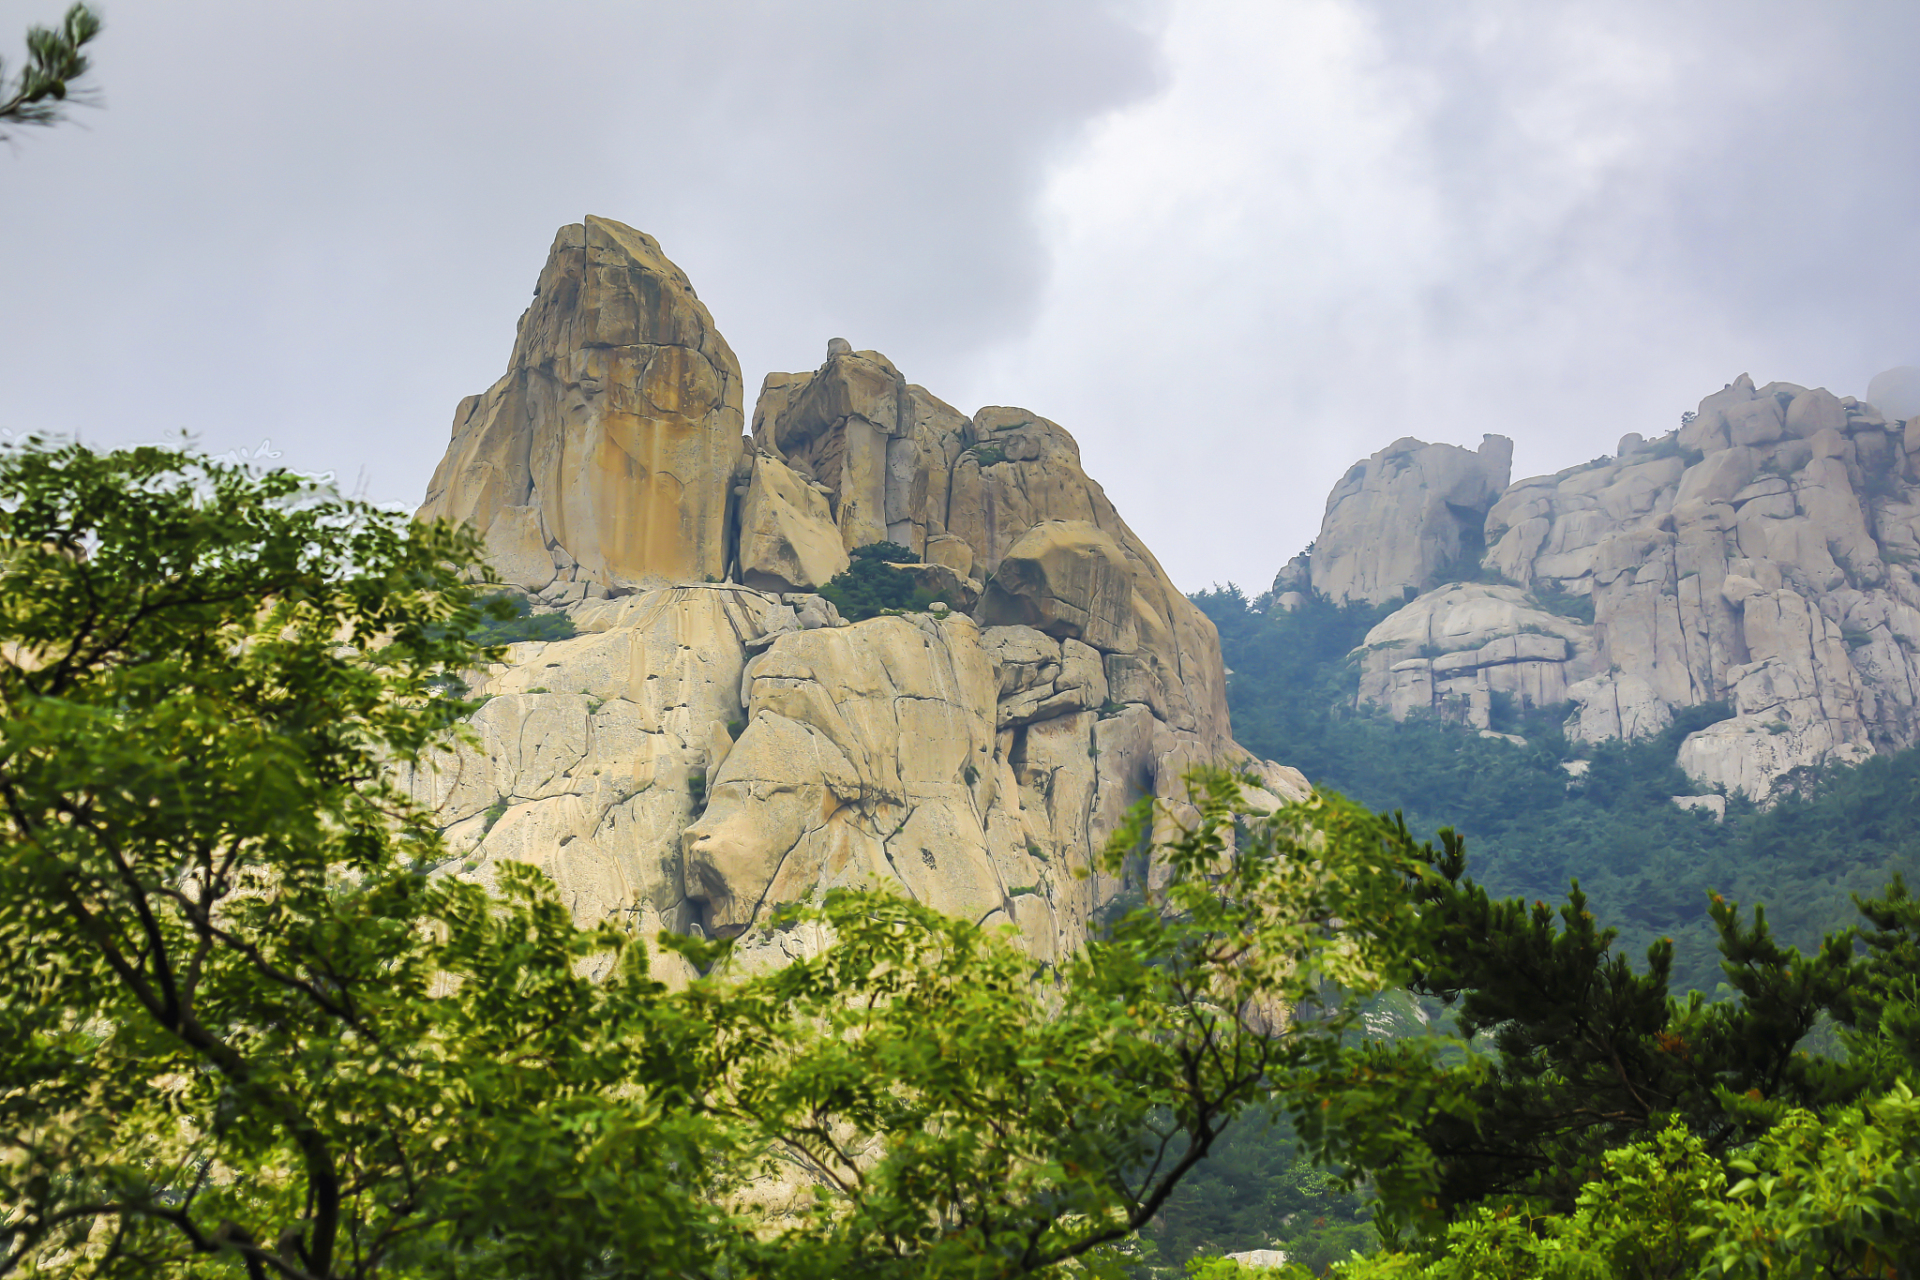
xmin=1295 ymin=374 xmax=1920 ymax=801
xmin=409 ymin=217 xmax=1302 ymax=981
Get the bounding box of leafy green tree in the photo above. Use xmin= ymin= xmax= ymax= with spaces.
xmin=1287 ymin=833 xmax=1863 ymax=1235
xmin=466 ymin=591 xmax=577 ymax=645
xmin=0 ymin=437 xmax=737 ymax=1277
xmin=2 ymin=3 xmax=100 ymax=136
xmin=0 ymin=436 xmax=1448 ymax=1278
xmin=677 ymin=770 xmax=1435 ymax=1280
xmin=819 ymin=542 xmax=941 ymax=621
xmin=1830 ymin=874 xmax=1920 ymax=1088
xmin=1285 ymin=1085 xmax=1920 ymax=1279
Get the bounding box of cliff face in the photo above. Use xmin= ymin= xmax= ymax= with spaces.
xmin=419 ymin=217 xmax=745 ymax=594
xmin=1315 ymin=373 xmax=1920 ymax=800
xmin=408 ymin=218 xmax=1301 ymax=979
xmin=1276 ymin=435 xmax=1513 ymax=607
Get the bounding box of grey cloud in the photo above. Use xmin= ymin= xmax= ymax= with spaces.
xmin=0 ymin=0 xmax=1164 ymax=501
xmin=969 ymin=0 xmax=1920 ymax=593
xmin=8 ymin=0 xmax=1920 ymax=601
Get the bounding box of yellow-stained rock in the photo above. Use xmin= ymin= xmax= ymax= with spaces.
xmin=407 ymin=226 xmax=1305 ymax=977
xmin=982 ymin=520 xmax=1139 ymax=654
xmin=419 ymin=217 xmax=743 ymax=597
xmin=738 ymin=453 xmax=849 ymax=592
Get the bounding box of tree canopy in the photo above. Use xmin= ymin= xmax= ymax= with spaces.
xmin=0 ymin=437 xmax=1445 ymax=1279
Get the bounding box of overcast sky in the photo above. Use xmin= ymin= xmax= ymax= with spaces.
xmin=5 ymin=0 xmax=1919 ymax=593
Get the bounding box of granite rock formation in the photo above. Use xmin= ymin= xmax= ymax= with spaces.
xmin=1283 ymin=435 xmax=1514 ymax=607
xmin=419 ymin=217 xmax=745 ymax=596
xmin=1318 ymin=373 xmax=1920 ymax=800
xmin=408 ymin=218 xmax=1303 ymax=978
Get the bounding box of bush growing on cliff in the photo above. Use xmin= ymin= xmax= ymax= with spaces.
xmin=819 ymin=542 xmax=940 ymax=620
xmin=469 ymin=591 xmax=577 ymax=644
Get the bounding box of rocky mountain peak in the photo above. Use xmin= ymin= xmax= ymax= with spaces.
xmin=419 ymin=216 xmax=745 ymax=598
xmin=1283 ymin=433 xmax=1513 ymax=607
xmin=1316 ymin=372 xmax=1920 ymax=801
xmin=406 ymin=220 xmax=1301 ymax=977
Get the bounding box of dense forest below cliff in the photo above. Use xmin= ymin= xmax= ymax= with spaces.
xmin=1192 ymin=580 xmax=1920 ymax=997
xmin=1130 ymin=578 xmax=1920 ymax=1272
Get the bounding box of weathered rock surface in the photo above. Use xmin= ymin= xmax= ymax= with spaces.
xmin=1306 ymin=435 xmax=1513 ymax=605
xmin=736 ymin=453 xmax=848 ymax=592
xmin=419 ymin=217 xmax=745 ymax=599
xmin=410 ymin=219 xmax=1299 ymax=973
xmin=1333 ymin=372 xmax=1920 ymax=800
xmin=1353 ymin=584 xmax=1598 ymax=728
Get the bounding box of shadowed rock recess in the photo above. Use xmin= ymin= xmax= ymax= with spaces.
xmin=408 ymin=217 xmax=1303 ymax=981
xmin=1298 ymin=373 xmax=1920 ymax=802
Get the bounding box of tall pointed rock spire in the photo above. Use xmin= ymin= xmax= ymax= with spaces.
xmin=419 ymin=217 xmax=744 ymax=597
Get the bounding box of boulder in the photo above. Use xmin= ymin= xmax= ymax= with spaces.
xmin=1724 ymin=397 xmax=1784 ymax=447
xmin=737 ymin=453 xmax=849 ymax=592
xmin=1309 ymin=435 xmax=1513 ymax=605
xmin=981 ymin=520 xmax=1139 ymax=654
xmin=1672 ymin=794 xmax=1726 ymax=821
xmin=1786 ymin=387 xmax=1848 ymax=439
xmin=1352 ymin=584 xmax=1598 ymax=728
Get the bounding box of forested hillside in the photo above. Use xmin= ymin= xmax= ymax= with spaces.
xmin=1194 ymin=582 xmax=1920 ymax=996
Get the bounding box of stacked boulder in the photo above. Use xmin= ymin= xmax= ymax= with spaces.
xmin=408 ymin=217 xmax=1303 ymax=980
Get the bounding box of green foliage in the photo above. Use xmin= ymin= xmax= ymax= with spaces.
xmin=0 ymin=2 xmax=99 ymax=135
xmin=1269 ymin=1085 xmax=1920 ymax=1279
xmin=1644 ymin=431 xmax=1706 ymax=469
xmin=660 ymin=771 xmax=1433 ymax=1280
xmin=468 ymin=591 xmax=577 ymax=644
xmin=819 ymin=549 xmax=940 ymax=621
xmin=1256 ymin=858 xmax=1920 ymax=1278
xmin=1529 ymin=584 xmax=1595 ymax=624
xmin=1832 ymin=874 xmax=1920 ymax=1085
xmin=1704 ymin=1081 xmax=1920 ymax=1278
xmin=1314 ymin=1120 xmax=1728 ymax=1280
xmin=0 ymin=439 xmax=729 ymax=1276
xmin=970 ymin=444 xmax=1010 ymax=467
xmin=1290 ymin=839 xmax=1860 ymax=1231
xmin=1143 ymin=1110 xmax=1376 ymax=1271
xmin=481 ymin=796 xmax=510 ymax=833
xmin=0 ymin=451 xmax=1438 ymax=1280
xmin=1193 ymin=582 xmax=1920 ymax=994
xmin=851 ymin=540 xmax=921 ymax=564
